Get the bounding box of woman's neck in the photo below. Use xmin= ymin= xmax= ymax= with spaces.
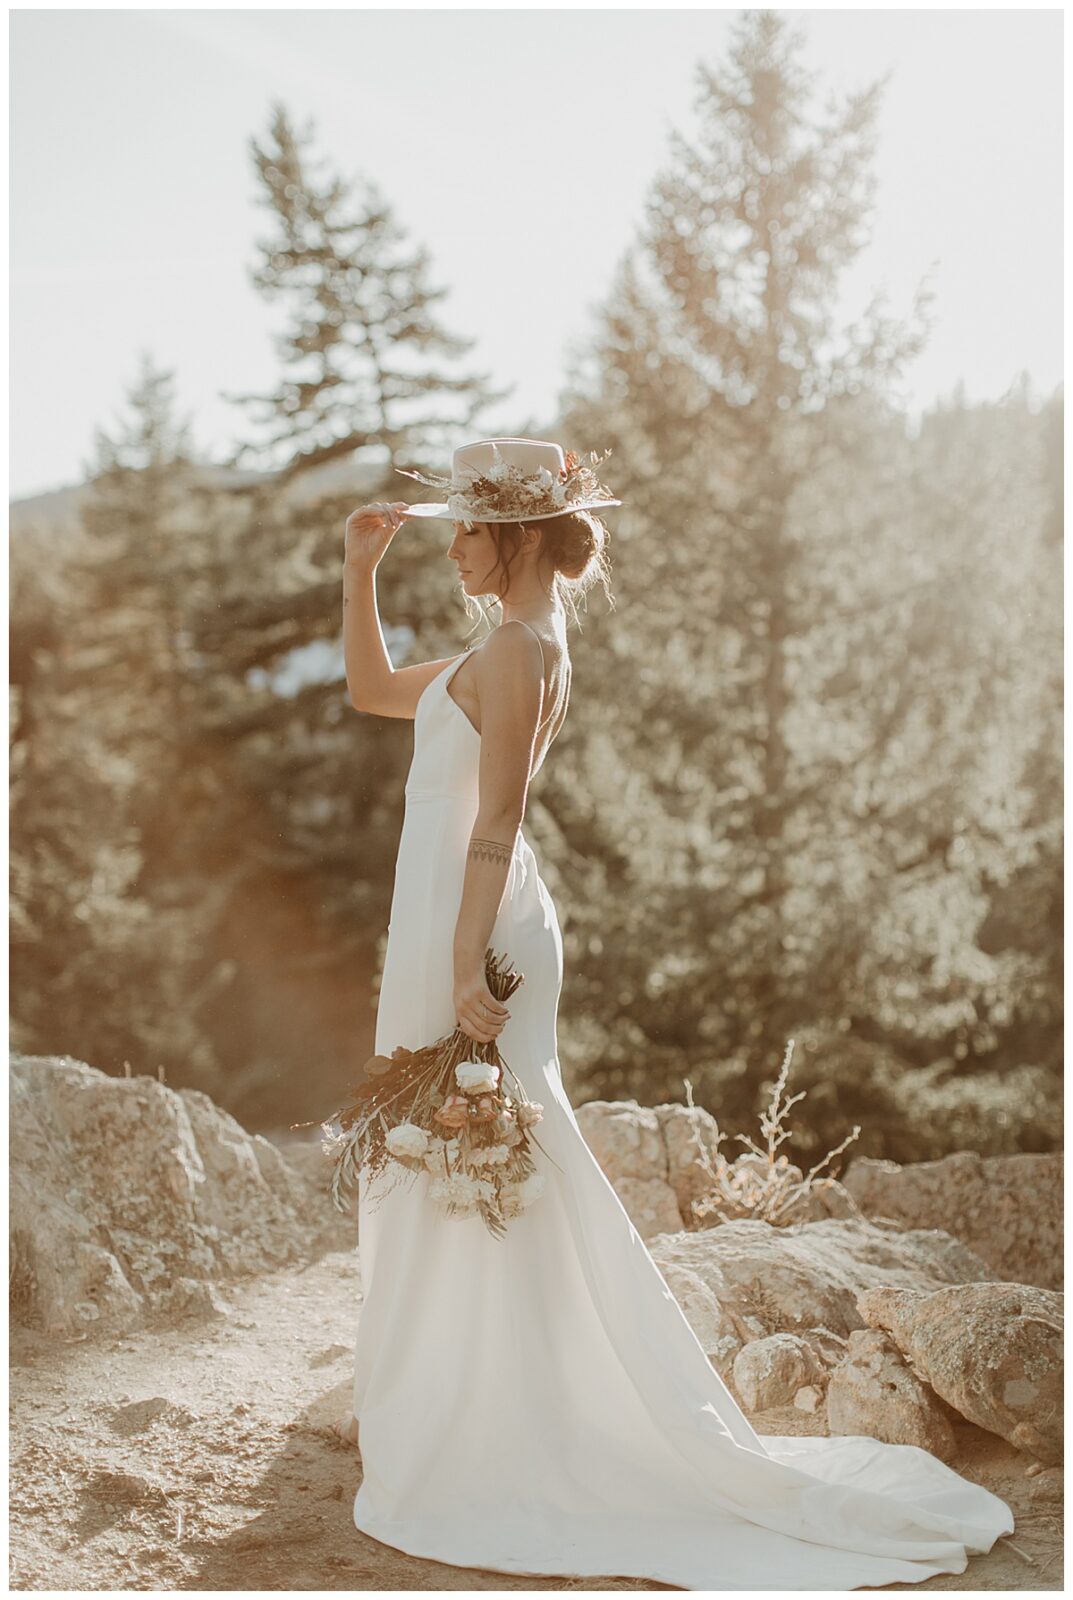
xmin=498 ymin=590 xmax=561 ymax=629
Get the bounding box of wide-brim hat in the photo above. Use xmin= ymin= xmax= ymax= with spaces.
xmin=394 ymin=437 xmax=623 ymax=523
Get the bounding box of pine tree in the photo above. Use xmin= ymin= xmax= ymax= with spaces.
xmin=560 ymin=11 xmax=933 ymax=1039
xmin=221 ymin=101 xmax=510 ymax=481
xmin=554 ymin=13 xmax=1058 ymax=1148
xmin=79 ymin=349 xmax=201 ymax=734
xmin=154 ymin=105 xmax=524 ymax=1125
xmin=11 ymin=355 xmax=224 ymax=1087
xmin=566 ymin=12 xmax=932 ymax=923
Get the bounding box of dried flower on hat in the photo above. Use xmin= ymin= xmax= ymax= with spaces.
xmin=397 ymin=444 xmax=619 ymax=523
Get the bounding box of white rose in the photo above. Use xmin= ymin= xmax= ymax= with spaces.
xmin=385 ymin=1121 xmax=430 ymax=1160
xmin=429 ymin=1171 xmax=481 ymax=1212
xmin=550 ymin=481 xmax=567 ymax=507
xmin=455 ymin=1059 xmax=500 ymax=1096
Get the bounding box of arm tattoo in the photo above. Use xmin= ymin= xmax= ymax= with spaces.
xmin=468 ymin=836 xmax=514 ymax=866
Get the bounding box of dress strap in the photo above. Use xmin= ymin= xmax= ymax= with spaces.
xmin=506 ymin=618 xmax=548 ymax=657
xmin=503 ymin=618 xmax=567 ymax=735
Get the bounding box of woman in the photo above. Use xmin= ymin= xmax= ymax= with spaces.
xmin=330 ymin=438 xmax=1013 ymax=1589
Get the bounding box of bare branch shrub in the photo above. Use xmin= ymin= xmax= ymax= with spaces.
xmin=687 ymin=1039 xmax=861 ymax=1227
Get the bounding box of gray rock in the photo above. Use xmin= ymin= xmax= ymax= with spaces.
xmin=576 ymin=1099 xmax=717 ymax=1239
xmin=797 ymin=1326 xmax=849 ymax=1372
xmin=9 ymin=1053 xmax=353 ymax=1338
xmin=844 ymin=1150 xmax=1063 ymax=1290
xmin=653 ymin=1102 xmax=725 ymax=1219
xmin=575 ymin=1101 xmax=676 ymax=1241
xmin=576 ymin=1099 xmax=665 ymax=1181
xmin=608 ymin=1175 xmax=684 ymax=1241
xmin=859 ymin=1281 xmax=1063 ymax=1464
xmin=732 ymin=1333 xmax=825 ymax=1412
xmin=576 ymin=1098 xmax=857 ymax=1237
xmin=826 ymin=1328 xmax=957 ymax=1461
xmin=1028 ymin=1467 xmax=1063 ymax=1505
xmin=650 ymin=1217 xmax=994 ymax=1378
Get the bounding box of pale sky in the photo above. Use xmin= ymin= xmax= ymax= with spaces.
xmin=9 ymin=6 xmax=1064 ymax=501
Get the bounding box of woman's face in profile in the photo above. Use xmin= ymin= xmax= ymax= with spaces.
xmin=448 ymin=519 xmax=498 ymax=596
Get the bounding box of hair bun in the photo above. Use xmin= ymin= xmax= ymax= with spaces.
xmin=474 ymin=506 xmax=615 ymax=623
xmin=553 ymin=510 xmax=605 ymax=581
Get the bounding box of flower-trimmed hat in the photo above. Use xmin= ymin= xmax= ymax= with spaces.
xmin=395 ymin=437 xmax=623 ymax=524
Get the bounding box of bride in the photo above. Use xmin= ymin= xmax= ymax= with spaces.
xmin=328 ymin=437 xmax=1013 ymax=1590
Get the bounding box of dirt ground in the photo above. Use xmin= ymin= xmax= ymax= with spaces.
xmin=9 ymin=1248 xmax=1062 ymax=1593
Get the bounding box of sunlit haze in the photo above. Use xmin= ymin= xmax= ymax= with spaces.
xmin=10 ymin=6 xmax=1063 ymax=499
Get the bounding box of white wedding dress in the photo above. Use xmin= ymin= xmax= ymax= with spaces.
xmin=350 ymin=629 xmax=1014 ymax=1590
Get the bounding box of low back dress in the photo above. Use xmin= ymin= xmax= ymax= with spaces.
xmin=349 ymin=619 xmax=1014 ymax=1590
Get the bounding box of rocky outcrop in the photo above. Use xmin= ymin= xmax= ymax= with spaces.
xmin=576 ymin=1099 xmax=856 ymax=1238
xmin=843 ymin=1151 xmax=1063 ymax=1290
xmin=575 ymin=1099 xmax=720 ymax=1239
xmin=826 ymin=1329 xmax=958 ymax=1461
xmin=649 ymin=1216 xmax=994 ymax=1378
xmin=9 ymin=1054 xmax=352 ymax=1337
xmin=859 ymin=1282 xmax=1063 ymax=1464
xmin=602 ymin=1175 xmax=683 ymax=1240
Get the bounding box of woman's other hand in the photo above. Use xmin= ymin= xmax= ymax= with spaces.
xmin=344 ymin=501 xmax=412 ymax=573
xmin=453 ymin=963 xmax=511 ymax=1045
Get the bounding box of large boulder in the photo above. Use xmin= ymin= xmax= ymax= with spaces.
xmin=656 ymin=1102 xmax=727 ymax=1219
xmin=859 ymin=1282 xmax=1063 ymax=1464
xmin=826 ymin=1329 xmax=958 ymax=1461
xmin=575 ymin=1099 xmax=719 ymax=1238
xmin=650 ymin=1217 xmax=995 ymax=1379
xmin=9 ymin=1054 xmax=352 ymax=1337
xmin=576 ymin=1099 xmax=855 ymax=1238
xmin=844 ymin=1150 xmax=1063 ymax=1290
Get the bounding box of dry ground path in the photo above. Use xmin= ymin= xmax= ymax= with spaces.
xmin=9 ymin=1250 xmax=1061 ymax=1592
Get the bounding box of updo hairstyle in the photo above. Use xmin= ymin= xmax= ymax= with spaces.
xmin=469 ymin=508 xmax=615 ymax=626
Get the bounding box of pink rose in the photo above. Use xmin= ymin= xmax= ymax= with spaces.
xmin=435 ymin=1094 xmax=471 ymax=1130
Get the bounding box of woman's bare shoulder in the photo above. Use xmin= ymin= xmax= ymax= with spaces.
xmin=472 ymin=623 xmax=545 ymax=703
xmin=475 ymin=622 xmax=545 ymax=676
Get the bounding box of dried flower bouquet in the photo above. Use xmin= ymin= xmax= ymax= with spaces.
xmin=318 ymin=949 xmax=555 ymax=1239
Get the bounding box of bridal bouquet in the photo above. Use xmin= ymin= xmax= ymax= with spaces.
xmin=315 ymin=950 xmax=555 ymax=1239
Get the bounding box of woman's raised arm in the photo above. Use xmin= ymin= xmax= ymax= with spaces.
xmin=342 ymin=502 xmax=458 ymax=719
